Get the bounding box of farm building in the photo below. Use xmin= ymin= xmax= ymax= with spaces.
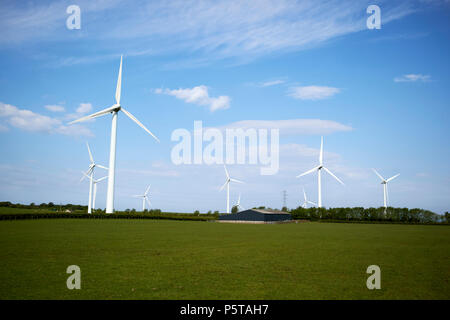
xmin=218 ymin=209 xmax=292 ymax=224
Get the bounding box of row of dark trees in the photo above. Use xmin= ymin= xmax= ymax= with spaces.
xmin=0 ymin=201 xmax=87 ymax=211
xmin=289 ymin=206 xmax=448 ymax=224
xmin=0 ymin=202 xmax=220 ymax=216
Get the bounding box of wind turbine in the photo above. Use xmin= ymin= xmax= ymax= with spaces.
xmin=296 ymin=136 xmax=344 ymax=208
xmin=69 ymin=56 xmax=159 ymax=213
xmin=133 ymin=185 xmax=151 ymax=211
xmin=234 ymin=193 xmax=245 ymax=212
xmin=80 ymin=142 xmax=107 ymax=213
xmin=83 ymin=172 xmax=108 ymax=212
xmin=219 ymin=165 xmax=244 ymax=213
xmin=302 ymin=187 xmax=317 ymax=208
xmin=372 ymin=169 xmax=400 ymax=209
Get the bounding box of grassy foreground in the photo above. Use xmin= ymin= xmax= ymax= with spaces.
xmin=0 ymin=219 xmax=448 ymax=299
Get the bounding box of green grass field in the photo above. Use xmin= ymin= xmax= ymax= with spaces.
xmin=0 ymin=219 xmax=448 ymax=299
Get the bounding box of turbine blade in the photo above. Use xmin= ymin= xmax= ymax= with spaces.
xmin=116 ymin=55 xmax=122 ymax=105
xmin=319 ymin=136 xmax=323 ymax=165
xmin=386 ymin=173 xmax=400 ymax=182
xmin=219 ymin=180 xmax=228 ymax=191
xmin=96 ymin=176 xmax=108 ymax=182
xmin=308 ymin=200 xmax=317 ymax=206
xmin=223 ymin=165 xmax=230 ymax=179
xmin=68 ymin=105 xmax=117 ymax=124
xmin=121 ymin=107 xmax=160 ymax=142
xmin=86 ymin=142 xmax=94 ymax=163
xmin=372 ymin=168 xmax=385 ymax=181
xmin=132 ymin=195 xmax=144 ymax=198
xmin=303 ymin=187 xmax=307 ymax=201
xmin=146 ymin=197 xmax=151 ymax=208
xmin=323 ymin=167 xmax=345 ymax=185
xmin=230 ymin=178 xmax=244 ymax=184
xmin=296 ymin=166 xmax=320 ymax=178
xmin=81 ymin=170 xmax=92 ymax=182
xmin=96 ymin=164 xmax=108 ymax=170
xmin=145 ymin=184 xmax=151 ymax=196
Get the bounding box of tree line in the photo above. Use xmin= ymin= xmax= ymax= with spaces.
xmin=288 ymin=206 xmax=448 ymax=224
xmin=0 ymin=201 xmax=87 ymax=211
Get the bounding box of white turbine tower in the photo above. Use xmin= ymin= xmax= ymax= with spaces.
xmin=69 ymin=56 xmax=159 ymax=213
xmin=372 ymin=169 xmax=400 ymax=209
xmin=133 ymin=185 xmax=151 ymax=211
xmin=302 ymin=187 xmax=317 ymax=208
xmin=296 ymin=136 xmax=344 ymax=208
xmin=83 ymin=173 xmax=108 ymax=212
xmin=219 ymin=165 xmax=244 ymax=213
xmin=234 ymin=193 xmax=245 ymax=212
xmin=81 ymin=142 xmax=107 ymax=213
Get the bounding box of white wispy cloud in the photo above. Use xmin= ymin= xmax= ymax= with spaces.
xmin=155 ymin=86 xmax=230 ymax=112
xmin=44 ymin=105 xmax=65 ymax=112
xmin=0 ymin=0 xmax=416 ymax=66
xmin=288 ymin=86 xmax=340 ymax=100
xmin=0 ymin=102 xmax=92 ymax=137
xmin=394 ymin=74 xmax=431 ymax=82
xmin=259 ymin=79 xmax=285 ymax=87
xmin=65 ymin=103 xmax=95 ymax=120
xmin=218 ymin=119 xmax=352 ymax=135
xmin=119 ymin=168 xmax=180 ymax=178
xmin=280 ymin=143 xmax=340 ymax=160
xmin=76 ymin=103 xmax=93 ymax=114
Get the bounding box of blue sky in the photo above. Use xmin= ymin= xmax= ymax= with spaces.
xmin=0 ymin=0 xmax=449 ymax=213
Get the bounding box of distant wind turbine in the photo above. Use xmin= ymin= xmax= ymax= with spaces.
xmin=133 ymin=185 xmax=151 ymax=211
xmin=83 ymin=172 xmax=108 ymax=212
xmin=80 ymin=142 xmax=107 ymax=213
xmin=372 ymin=169 xmax=400 ymax=209
xmin=302 ymin=187 xmax=317 ymax=208
xmin=220 ymin=165 xmax=244 ymax=213
xmin=69 ymin=56 xmax=159 ymax=213
xmin=234 ymin=193 xmax=245 ymax=212
xmin=296 ymin=136 xmax=344 ymax=208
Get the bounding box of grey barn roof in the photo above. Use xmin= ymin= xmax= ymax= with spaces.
xmin=250 ymin=209 xmax=287 ymax=214
xmin=219 ymin=208 xmax=292 ymax=223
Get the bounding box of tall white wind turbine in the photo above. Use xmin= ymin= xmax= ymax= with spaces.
xmin=83 ymin=172 xmax=108 ymax=212
xmin=219 ymin=165 xmax=244 ymax=213
xmin=302 ymin=187 xmax=317 ymax=208
xmin=81 ymin=142 xmax=107 ymax=213
xmin=296 ymin=136 xmax=344 ymax=208
xmin=372 ymin=169 xmax=400 ymax=208
xmin=69 ymin=56 xmax=159 ymax=213
xmin=133 ymin=185 xmax=151 ymax=211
